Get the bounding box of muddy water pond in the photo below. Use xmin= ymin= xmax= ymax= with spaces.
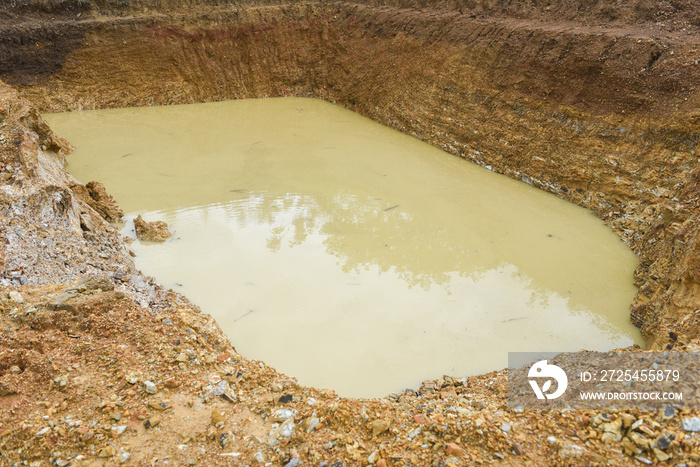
xmin=44 ymin=98 xmax=643 ymax=398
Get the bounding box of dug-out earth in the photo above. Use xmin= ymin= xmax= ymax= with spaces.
xmin=0 ymin=0 xmax=699 ymax=465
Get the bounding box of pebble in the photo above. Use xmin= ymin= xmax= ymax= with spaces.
xmin=126 ymin=375 xmax=139 ymax=385
xmin=367 ymin=450 xmax=378 ymax=463
xmin=654 ymin=432 xmax=674 ymax=450
xmin=272 ymin=408 xmax=296 ymax=422
xmin=97 ymin=445 xmax=116 ymax=458
xmin=445 ymin=442 xmax=463 ymax=457
xmin=660 ymin=405 xmax=676 ymax=421
xmin=558 ymin=444 xmax=584 ymax=459
xmin=54 ymin=376 xmax=67 ymax=388
xmin=284 ymin=459 xmax=300 ymax=467
xmin=619 ymin=413 xmax=636 ymax=429
xmin=621 ymin=437 xmax=639 ymax=456
xmin=147 ymin=401 xmax=169 ymax=412
xmin=628 ymin=432 xmax=650 ymax=449
xmin=546 ymin=436 xmax=557 ymax=444
xmin=8 ymin=291 xmax=23 ymax=303
xmin=253 ymin=451 xmax=265 ymax=463
xmin=501 ymin=422 xmax=511 ymax=433
xmin=593 ymin=413 xmax=611 ymax=424
xmin=278 ymin=394 xmax=293 ymax=404
xmin=208 ymin=380 xmax=230 ymax=397
xmin=211 ymin=409 xmax=225 ymax=427
xmin=630 ymin=419 xmax=644 ymax=431
xmin=221 ymin=390 xmax=236 ymax=403
xmin=370 ymin=419 xmax=390 ymax=436
xmin=144 ymin=416 xmax=161 ymax=429
xmin=112 ymin=425 xmax=127 ymax=435
xmin=653 ymin=448 xmax=670 ymax=462
xmin=683 ymin=417 xmax=700 ymax=432
xmin=601 ymin=432 xmax=620 ymax=443
xmin=304 ymin=416 xmax=320 ymax=433
xmin=602 ymin=418 xmax=622 ymax=435
xmin=218 ymin=431 xmax=233 ymax=448
xmin=144 ymin=381 xmax=157 ymax=395
xmin=36 ymin=427 xmax=50 ymax=437
xmin=269 ymin=418 xmax=295 ymax=445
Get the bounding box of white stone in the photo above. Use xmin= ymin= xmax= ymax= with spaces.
xmin=367 ymin=450 xmax=378 ymax=464
xmin=207 ymin=380 xmax=229 ymax=397
xmin=272 ymin=408 xmax=296 ymax=422
xmin=268 ymin=418 xmax=295 ymax=445
xmin=306 ymin=417 xmax=320 ymax=433
xmin=144 ymin=381 xmax=157 ymax=394
xmin=9 ymin=291 xmax=23 ymax=303
xmin=683 ymin=417 xmax=700 ymax=432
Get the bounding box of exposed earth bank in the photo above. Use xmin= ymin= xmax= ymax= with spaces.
xmin=1 ymin=0 xmax=700 ymax=465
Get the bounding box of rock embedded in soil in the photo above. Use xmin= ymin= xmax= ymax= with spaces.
xmin=134 ymin=214 xmax=172 ymax=242
xmin=71 ymin=181 xmax=124 ymax=223
xmin=445 ymin=442 xmax=464 ymax=457
xmin=144 ymin=380 xmax=158 ymax=394
xmin=8 ymin=290 xmax=23 ymax=302
xmin=211 ymin=409 xmax=225 ymax=427
xmin=683 ymin=417 xmax=700 ymax=432
xmin=144 ymin=416 xmax=161 ymax=429
xmin=370 ymin=419 xmax=389 ymax=436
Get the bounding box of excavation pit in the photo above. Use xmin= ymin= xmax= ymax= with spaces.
xmin=3 ymin=1 xmax=700 ymax=463
xmin=45 ymin=97 xmax=643 ymax=397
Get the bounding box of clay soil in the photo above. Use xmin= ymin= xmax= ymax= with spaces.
xmin=1 ymin=0 xmax=700 ymax=465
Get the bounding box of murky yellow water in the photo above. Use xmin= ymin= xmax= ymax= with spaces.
xmin=44 ymin=98 xmax=642 ymax=398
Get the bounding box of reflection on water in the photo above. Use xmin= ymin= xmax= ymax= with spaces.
xmin=44 ymin=97 xmax=642 ymax=398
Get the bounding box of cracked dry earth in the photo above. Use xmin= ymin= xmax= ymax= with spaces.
xmin=2 ymin=0 xmax=700 ymax=466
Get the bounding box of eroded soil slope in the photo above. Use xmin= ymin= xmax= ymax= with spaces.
xmin=1 ymin=0 xmax=700 ymax=465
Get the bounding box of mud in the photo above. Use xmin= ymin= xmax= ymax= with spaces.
xmin=46 ymin=97 xmax=642 ymax=399
xmin=1 ymin=0 xmax=700 ymax=465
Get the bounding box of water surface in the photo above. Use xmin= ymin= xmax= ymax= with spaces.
xmin=44 ymin=98 xmax=642 ymax=398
